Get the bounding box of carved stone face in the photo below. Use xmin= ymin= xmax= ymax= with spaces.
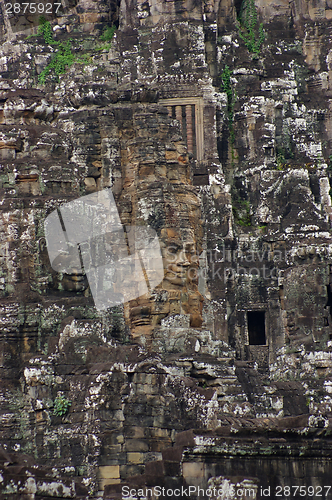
xmin=127 ymin=226 xmax=204 ymax=336
xmin=61 ymin=272 xmax=89 ymax=292
xmin=161 ymin=228 xmax=199 ymax=288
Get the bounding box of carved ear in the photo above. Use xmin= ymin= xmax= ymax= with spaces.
xmin=80 ymin=225 xmax=164 ymax=311
xmin=44 ymin=210 xmax=81 ymax=274
xmin=44 ymin=189 xmax=123 ymax=274
xmin=59 ymin=189 xmax=122 ymax=245
xmin=125 ymin=225 xmax=164 ymax=290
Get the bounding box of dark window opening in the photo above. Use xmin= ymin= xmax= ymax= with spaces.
xmin=248 ymin=311 xmax=266 ymax=345
xmin=263 ymin=146 xmax=274 ymax=157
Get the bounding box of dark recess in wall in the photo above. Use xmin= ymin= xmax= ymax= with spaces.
xmin=248 ymin=310 xmax=266 ymax=345
xmin=234 ymin=0 xmax=243 ymax=18
xmin=108 ymin=0 xmax=121 ymax=27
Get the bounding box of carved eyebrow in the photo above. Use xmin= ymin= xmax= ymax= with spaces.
xmin=167 ymin=242 xmax=182 ymax=250
xmin=184 ymin=244 xmax=195 ymax=251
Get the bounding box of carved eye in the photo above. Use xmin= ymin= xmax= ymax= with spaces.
xmin=167 ymin=245 xmax=180 ymax=254
xmin=184 ymin=244 xmax=195 ymax=255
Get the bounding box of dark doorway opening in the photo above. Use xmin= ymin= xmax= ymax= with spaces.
xmin=248 ymin=311 xmax=266 ymax=345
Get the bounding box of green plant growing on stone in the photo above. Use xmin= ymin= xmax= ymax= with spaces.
xmin=233 ymin=199 xmax=251 ymax=227
xmin=36 ymin=18 xmax=76 ymax=84
xmin=31 ymin=17 xmax=105 ymax=84
xmin=276 ymin=151 xmax=286 ymax=170
xmin=31 ymin=17 xmax=79 ymax=84
xmin=236 ymin=0 xmax=265 ymax=54
xmin=221 ymin=65 xmax=236 ymax=144
xmin=39 ymin=40 xmax=75 ymax=84
xmin=275 ymin=147 xmax=294 ymax=170
xmin=100 ymin=25 xmax=116 ymax=42
xmin=53 ymin=395 xmax=71 ymax=416
xmin=257 ymin=224 xmax=267 ymax=233
xmin=37 ymin=16 xmax=54 ymax=44
xmin=96 ymin=25 xmax=116 ymax=51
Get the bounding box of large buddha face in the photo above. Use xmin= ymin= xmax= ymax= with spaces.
xmin=127 ymin=227 xmax=204 ymax=337
xmin=161 ymin=228 xmax=199 ymax=288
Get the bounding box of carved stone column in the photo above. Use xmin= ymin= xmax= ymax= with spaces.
xmin=186 ymin=104 xmax=193 ymax=155
xmin=175 ymin=105 xmax=183 ymax=131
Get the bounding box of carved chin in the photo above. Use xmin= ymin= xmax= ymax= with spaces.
xmin=62 ymin=275 xmax=89 ymax=292
xmin=165 ymin=274 xmax=187 ymax=285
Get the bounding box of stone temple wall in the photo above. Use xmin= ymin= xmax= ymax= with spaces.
xmin=1 ymin=0 xmax=332 ymax=498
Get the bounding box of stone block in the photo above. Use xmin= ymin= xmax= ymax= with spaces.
xmin=98 ymin=465 xmax=120 ymax=479
xmin=167 ymin=169 xmax=179 ymax=181
xmin=175 ymin=430 xmax=195 ymax=446
xmin=151 ymin=405 xmax=164 ymax=416
xmin=133 ymin=372 xmax=146 ymax=384
xmin=155 ymin=165 xmax=167 ymax=177
xmin=182 ymin=462 xmax=204 ymax=480
xmin=104 ymin=444 xmax=122 ymax=456
xmin=0 ymin=148 xmax=15 ymax=160
xmin=139 ymin=164 xmax=155 ymax=177
xmin=149 ymin=438 xmax=172 ymax=452
xmin=79 ymin=12 xmax=103 ymax=23
xmin=124 ymin=426 xmax=145 ymax=439
xmin=153 ymin=415 xmax=165 ymax=427
xmin=145 ymin=460 xmax=165 ymax=476
xmin=144 ymin=384 xmax=161 ymax=395
xmin=99 ymin=478 xmax=120 ymax=490
xmin=124 ymin=439 xmax=149 ymax=452
xmin=164 ymin=461 xmax=181 ymax=476
xmin=127 ymin=452 xmax=145 ymax=464
xmin=165 ymin=150 xmax=178 ymax=161
xmin=144 ymin=373 xmax=159 ymax=385
xmin=124 ymin=415 xmax=154 ymax=427
xmin=98 ymin=453 xmax=127 ymax=466
xmin=162 ymin=446 xmax=183 ymax=462
xmin=149 ymin=428 xmax=170 ymax=438
xmin=120 ymin=464 xmax=145 ymax=479
xmin=104 ymin=483 xmax=124 ymax=497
